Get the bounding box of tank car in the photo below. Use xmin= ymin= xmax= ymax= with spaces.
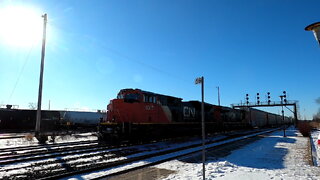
xmin=59 ymin=110 xmax=105 ymax=130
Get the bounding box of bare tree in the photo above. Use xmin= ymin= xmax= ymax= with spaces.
xmin=28 ymin=102 xmax=37 ymax=110
xmin=314 ymin=97 xmax=320 ymax=121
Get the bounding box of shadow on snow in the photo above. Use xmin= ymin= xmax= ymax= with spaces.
xmin=179 ymin=128 xmax=297 ymax=170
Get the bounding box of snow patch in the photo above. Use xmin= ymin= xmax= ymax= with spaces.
xmin=156 ymin=127 xmax=320 ymax=180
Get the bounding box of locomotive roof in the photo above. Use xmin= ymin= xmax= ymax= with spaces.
xmin=120 ymin=88 xmax=182 ymax=100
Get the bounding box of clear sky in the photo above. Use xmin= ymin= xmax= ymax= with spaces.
xmin=0 ymin=0 xmax=319 ymax=119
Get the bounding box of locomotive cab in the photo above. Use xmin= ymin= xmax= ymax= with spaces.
xmin=117 ymin=89 xmax=143 ymax=103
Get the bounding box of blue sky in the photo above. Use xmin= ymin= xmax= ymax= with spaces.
xmin=0 ymin=0 xmax=319 ymax=119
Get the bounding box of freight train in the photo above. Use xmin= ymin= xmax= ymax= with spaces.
xmin=0 ymin=106 xmax=105 ymax=133
xmin=98 ymin=88 xmax=292 ymax=142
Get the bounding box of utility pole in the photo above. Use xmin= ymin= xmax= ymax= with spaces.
xmin=35 ymin=14 xmax=47 ymax=135
xmin=195 ymin=76 xmax=205 ymax=180
xmin=217 ymin=86 xmax=220 ymax=106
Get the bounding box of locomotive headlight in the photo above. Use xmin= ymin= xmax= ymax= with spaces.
xmin=106 ymin=128 xmax=113 ymax=133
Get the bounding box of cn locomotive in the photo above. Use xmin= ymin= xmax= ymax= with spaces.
xmin=98 ymin=88 xmax=292 ymax=142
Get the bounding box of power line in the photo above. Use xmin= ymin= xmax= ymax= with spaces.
xmin=8 ymin=44 xmax=35 ymax=103
xmin=53 ymin=24 xmax=192 ymax=84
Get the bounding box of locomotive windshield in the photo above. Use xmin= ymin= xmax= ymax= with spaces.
xmin=124 ymin=93 xmax=140 ymax=102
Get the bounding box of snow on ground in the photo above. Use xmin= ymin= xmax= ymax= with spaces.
xmin=0 ymin=132 xmax=97 ymax=149
xmin=65 ymin=129 xmax=279 ymax=180
xmin=156 ymin=127 xmax=320 ymax=180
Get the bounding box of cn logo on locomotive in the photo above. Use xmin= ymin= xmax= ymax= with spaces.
xmin=184 ymin=106 xmax=195 ymax=117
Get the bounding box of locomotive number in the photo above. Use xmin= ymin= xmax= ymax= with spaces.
xmin=145 ymin=105 xmax=154 ymax=110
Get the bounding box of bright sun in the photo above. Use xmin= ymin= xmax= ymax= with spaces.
xmin=0 ymin=5 xmax=43 ymax=47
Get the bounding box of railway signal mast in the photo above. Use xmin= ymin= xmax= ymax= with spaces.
xmin=232 ymin=91 xmax=298 ymax=130
xmin=35 ymin=14 xmax=47 ymax=139
xmin=280 ymin=91 xmax=287 ymax=137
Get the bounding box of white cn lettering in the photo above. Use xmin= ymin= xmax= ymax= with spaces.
xmin=190 ymin=108 xmax=195 ymax=117
xmin=184 ymin=107 xmax=196 ymax=117
xmin=184 ymin=106 xmax=190 ymax=117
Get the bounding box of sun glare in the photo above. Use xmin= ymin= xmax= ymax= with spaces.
xmin=0 ymin=6 xmax=43 ymax=47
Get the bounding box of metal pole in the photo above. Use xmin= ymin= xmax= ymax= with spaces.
xmin=201 ymin=76 xmax=206 ymax=180
xmin=282 ymin=105 xmax=286 ymax=137
xmin=294 ymin=103 xmax=298 ymax=126
xmin=280 ymin=96 xmax=286 ymax=137
xmin=217 ymin=86 xmax=220 ymax=106
xmin=35 ymin=14 xmax=47 ymax=135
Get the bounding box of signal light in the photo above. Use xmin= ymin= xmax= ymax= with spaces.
xmin=246 ymin=94 xmax=249 ymax=104
xmin=283 ymin=91 xmax=287 ymax=103
xmin=267 ymin=92 xmax=271 ymax=104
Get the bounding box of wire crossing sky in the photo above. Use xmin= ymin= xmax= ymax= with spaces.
xmin=0 ymin=0 xmax=319 ymax=119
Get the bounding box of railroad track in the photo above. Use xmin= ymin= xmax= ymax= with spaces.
xmin=0 ymin=137 xmax=189 ymax=179
xmin=62 ymin=128 xmax=281 ymax=180
xmin=0 ymin=140 xmax=100 ymax=163
xmin=0 ymin=128 xmax=279 ymax=179
xmin=0 ymin=140 xmax=99 ymax=153
xmin=0 ymin=135 xmax=25 ymax=139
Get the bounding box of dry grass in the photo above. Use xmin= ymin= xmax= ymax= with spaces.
xmin=309 ymin=121 xmax=320 ymax=129
xmin=25 ymin=134 xmax=34 ymax=141
xmin=297 ymin=121 xmax=312 ymax=137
